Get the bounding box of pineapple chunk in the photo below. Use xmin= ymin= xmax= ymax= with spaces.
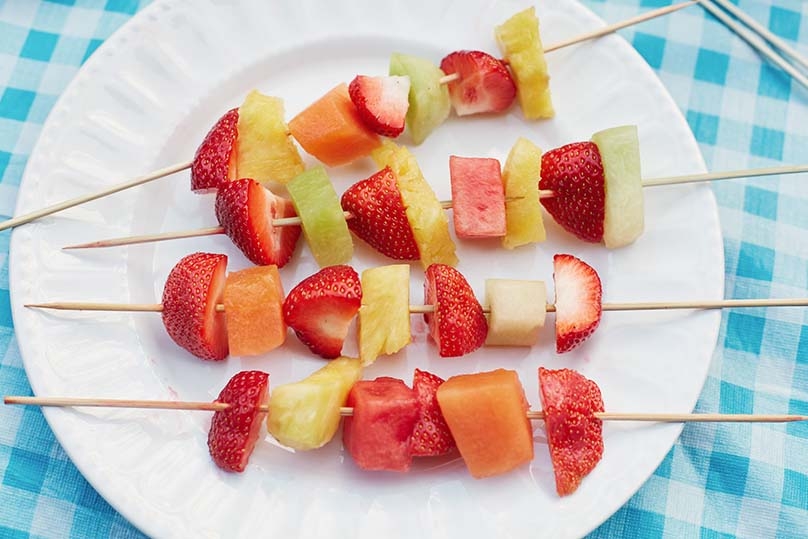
xmin=495 ymin=7 xmax=554 ymax=119
xmin=359 ymin=265 xmax=411 ymax=365
xmin=502 ymin=137 xmax=546 ymax=249
xmin=237 ymin=90 xmax=305 ymax=184
xmin=485 ymin=279 xmax=547 ymax=346
xmin=372 ymin=141 xmax=458 ymax=268
xmin=267 ymin=357 xmax=363 ymax=450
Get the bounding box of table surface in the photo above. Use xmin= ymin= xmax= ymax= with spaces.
xmin=0 ymin=0 xmax=806 ymax=537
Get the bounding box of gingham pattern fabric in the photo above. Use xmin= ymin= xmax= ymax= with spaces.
xmin=0 ymin=0 xmax=805 ymax=537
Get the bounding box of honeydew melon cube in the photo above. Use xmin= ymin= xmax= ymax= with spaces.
xmin=389 ymin=53 xmax=451 ymax=144
xmin=484 ymin=279 xmax=547 ymax=346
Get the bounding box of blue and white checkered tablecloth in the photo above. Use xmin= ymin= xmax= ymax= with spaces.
xmin=0 ymin=0 xmax=806 ymax=537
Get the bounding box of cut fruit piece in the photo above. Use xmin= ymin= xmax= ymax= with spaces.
xmin=223 ymin=265 xmax=286 ymax=357
xmin=372 ymin=141 xmax=458 ymax=268
xmin=267 ymin=357 xmax=363 ymax=451
xmin=340 ymin=167 xmax=419 ymax=260
xmin=553 ymin=254 xmax=602 ymax=353
xmin=358 ymin=264 xmax=411 ymax=365
xmin=436 ymin=369 xmax=533 ymax=478
xmin=348 ymin=75 xmax=410 ymax=137
xmin=389 ymin=53 xmax=451 ymax=144
xmin=236 ymin=90 xmax=305 ymax=185
xmin=495 ymin=7 xmax=554 ymax=119
xmin=161 ymin=252 xmax=229 ymax=361
xmin=342 ymin=377 xmax=419 ymax=472
xmin=283 ymin=265 xmax=362 ymax=359
xmin=539 ymin=367 xmax=605 ymax=496
xmin=288 ymin=83 xmax=381 ymax=167
xmin=215 ymin=178 xmax=301 ymax=268
xmin=439 ymin=50 xmax=516 ymax=116
xmin=286 ymin=167 xmax=353 ymax=267
xmin=424 ymin=264 xmax=487 ymax=357
xmin=191 ymin=108 xmax=239 ymax=192
xmin=449 ymin=156 xmax=506 ymax=238
xmin=591 ymin=125 xmax=644 ymax=248
xmin=411 ymin=369 xmax=455 ymax=457
xmin=501 ymin=137 xmax=546 ymax=249
xmin=484 ymin=279 xmax=547 ymax=346
xmin=208 ymin=370 xmax=270 ymax=472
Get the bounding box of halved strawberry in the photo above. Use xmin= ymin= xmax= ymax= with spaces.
xmin=539 ymin=142 xmax=606 ymax=243
xmin=161 ymin=252 xmax=229 ymax=361
xmin=340 ymin=167 xmax=419 ymax=260
xmin=348 ymin=75 xmax=410 ymax=137
xmin=423 ymin=264 xmax=488 ymax=357
xmin=439 ymin=50 xmax=516 ymax=116
xmin=411 ymin=369 xmax=455 ymax=456
xmin=283 ymin=265 xmax=362 ymax=359
xmin=215 ymin=178 xmax=301 ymax=268
xmin=208 ymin=370 xmax=270 ymax=472
xmin=191 ymin=108 xmax=239 ymax=192
xmin=552 ymin=254 xmax=602 ymax=353
xmin=538 ymin=367 xmax=604 ymax=496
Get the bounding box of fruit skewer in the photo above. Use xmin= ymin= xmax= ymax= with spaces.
xmin=0 ymin=3 xmax=695 ymax=233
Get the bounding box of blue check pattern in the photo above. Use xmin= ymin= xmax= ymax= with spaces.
xmin=0 ymin=1 xmax=806 ymax=537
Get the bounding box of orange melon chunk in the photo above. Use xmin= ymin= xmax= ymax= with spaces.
xmin=223 ymin=265 xmax=286 ymax=356
xmin=288 ymin=83 xmax=381 ymax=167
xmin=437 ymin=369 xmax=533 ymax=478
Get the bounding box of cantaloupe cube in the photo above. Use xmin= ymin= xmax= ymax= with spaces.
xmin=484 ymin=279 xmax=547 ymax=346
xmin=223 ymin=265 xmax=286 ymax=356
xmin=502 ymin=137 xmax=546 ymax=249
xmin=437 ymin=369 xmax=534 ymax=478
xmin=449 ymin=156 xmax=506 ymax=238
xmin=288 ymin=83 xmax=381 ymax=167
xmin=358 ymin=264 xmax=411 ymax=365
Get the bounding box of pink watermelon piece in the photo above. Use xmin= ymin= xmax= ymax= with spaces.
xmin=449 ymin=156 xmax=506 ymax=238
xmin=342 ymin=377 xmax=419 ymax=472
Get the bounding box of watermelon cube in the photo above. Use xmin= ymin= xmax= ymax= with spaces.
xmin=449 ymin=156 xmax=506 ymax=238
xmin=342 ymin=377 xmax=419 ymax=472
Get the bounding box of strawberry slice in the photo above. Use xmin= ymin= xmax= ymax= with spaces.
xmin=208 ymin=370 xmax=270 ymax=472
xmin=191 ymin=108 xmax=239 ymax=192
xmin=215 ymin=178 xmax=301 ymax=268
xmin=538 ymin=367 xmax=604 ymax=496
xmin=411 ymin=369 xmax=455 ymax=456
xmin=539 ymin=142 xmax=606 ymax=243
xmin=348 ymin=75 xmax=410 ymax=137
xmin=340 ymin=167 xmax=419 ymax=260
xmin=161 ymin=252 xmax=229 ymax=361
xmin=552 ymin=254 xmax=602 ymax=353
xmin=283 ymin=265 xmax=362 ymax=359
xmin=439 ymin=50 xmax=516 ymax=116
xmin=423 ymin=264 xmax=488 ymax=357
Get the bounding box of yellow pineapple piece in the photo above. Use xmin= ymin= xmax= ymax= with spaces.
xmin=495 ymin=7 xmax=554 ymax=119
xmin=371 ymin=141 xmax=458 ymax=268
xmin=501 ymin=137 xmax=546 ymax=249
xmin=267 ymin=357 xmax=363 ymax=450
xmin=359 ymin=265 xmax=411 ymax=365
xmin=237 ymin=90 xmax=305 ymax=185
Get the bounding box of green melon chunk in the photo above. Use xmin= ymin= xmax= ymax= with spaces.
xmin=390 ymin=53 xmax=451 ymax=145
xmin=287 ymin=166 xmax=353 ymax=266
xmin=591 ymin=125 xmax=644 ymax=248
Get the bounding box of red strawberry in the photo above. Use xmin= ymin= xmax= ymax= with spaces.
xmin=552 ymin=254 xmax=602 ymax=353
xmin=340 ymin=167 xmax=419 ymax=260
xmin=191 ymin=108 xmax=239 ymax=192
xmin=348 ymin=75 xmax=410 ymax=137
xmin=539 ymin=142 xmax=606 ymax=243
xmin=283 ymin=265 xmax=362 ymax=359
xmin=439 ymin=50 xmax=516 ymax=116
xmin=410 ymin=369 xmax=455 ymax=456
xmin=215 ymin=178 xmax=301 ymax=268
xmin=208 ymin=370 xmax=270 ymax=472
xmin=538 ymin=367 xmax=604 ymax=496
xmin=161 ymin=252 xmax=229 ymax=361
xmin=423 ymin=264 xmax=488 ymax=357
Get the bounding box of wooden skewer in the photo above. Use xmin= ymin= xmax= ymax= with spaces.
xmin=4 ymin=396 xmax=805 ymax=423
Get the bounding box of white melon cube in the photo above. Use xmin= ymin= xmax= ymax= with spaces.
xmin=484 ymin=279 xmax=547 ymax=346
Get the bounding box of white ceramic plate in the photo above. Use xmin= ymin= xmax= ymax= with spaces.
xmin=9 ymin=0 xmax=724 ymax=537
